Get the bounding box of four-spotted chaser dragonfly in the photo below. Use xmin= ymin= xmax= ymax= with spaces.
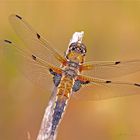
xmin=1 ymin=15 xmax=140 ymax=140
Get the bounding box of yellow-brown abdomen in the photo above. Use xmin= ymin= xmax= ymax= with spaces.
xmin=57 ymin=76 xmax=74 ymax=99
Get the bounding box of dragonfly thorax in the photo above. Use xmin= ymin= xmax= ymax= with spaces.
xmin=64 ymin=68 xmax=78 ymax=79
xmin=62 ymin=61 xmax=80 ymax=79
xmin=67 ymin=61 xmax=79 ymax=69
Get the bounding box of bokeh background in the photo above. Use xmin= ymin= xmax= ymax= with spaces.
xmin=0 ymin=1 xmax=140 ymax=140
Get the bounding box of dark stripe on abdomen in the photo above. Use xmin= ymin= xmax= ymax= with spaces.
xmin=51 ymin=99 xmax=67 ymax=136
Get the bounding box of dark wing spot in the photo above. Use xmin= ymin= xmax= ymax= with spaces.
xmin=85 ymin=81 xmax=90 ymax=84
xmin=81 ymin=80 xmax=90 ymax=84
xmin=32 ymin=55 xmax=36 ymax=60
xmin=134 ymin=83 xmax=140 ymax=87
xmin=106 ymin=80 xmax=112 ymax=83
xmin=115 ymin=61 xmax=121 ymax=65
xmin=36 ymin=33 xmax=40 ymax=39
xmin=15 ymin=15 xmax=22 ymax=19
xmin=4 ymin=40 xmax=12 ymax=44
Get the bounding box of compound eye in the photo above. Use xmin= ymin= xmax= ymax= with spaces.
xmin=80 ymin=48 xmax=84 ymax=53
xmin=80 ymin=49 xmax=83 ymax=53
xmin=69 ymin=43 xmax=77 ymax=51
xmin=72 ymin=47 xmax=75 ymax=50
xmin=81 ymin=49 xmax=84 ymax=54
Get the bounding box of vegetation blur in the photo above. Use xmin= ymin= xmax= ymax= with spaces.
xmin=0 ymin=1 xmax=140 ymax=140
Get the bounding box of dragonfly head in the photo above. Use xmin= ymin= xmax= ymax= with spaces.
xmin=65 ymin=42 xmax=87 ymax=64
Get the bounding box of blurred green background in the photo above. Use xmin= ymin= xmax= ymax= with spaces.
xmin=0 ymin=1 xmax=140 ymax=140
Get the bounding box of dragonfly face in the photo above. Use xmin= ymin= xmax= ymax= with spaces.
xmin=65 ymin=42 xmax=86 ymax=64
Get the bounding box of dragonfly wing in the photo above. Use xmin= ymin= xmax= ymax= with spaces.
xmin=82 ymin=60 xmax=140 ymax=79
xmin=0 ymin=40 xmax=62 ymax=92
xmin=73 ymin=75 xmax=140 ymax=101
xmin=9 ymin=14 xmax=66 ymax=67
xmin=21 ymin=57 xmax=53 ymax=92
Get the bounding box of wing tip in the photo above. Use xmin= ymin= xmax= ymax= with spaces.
xmin=15 ymin=14 xmax=22 ymax=20
xmin=115 ymin=61 xmax=121 ymax=65
xmin=32 ymin=55 xmax=36 ymax=60
xmin=36 ymin=33 xmax=41 ymax=39
xmin=4 ymin=40 xmax=12 ymax=44
xmin=106 ymin=80 xmax=112 ymax=83
xmin=134 ymin=83 xmax=140 ymax=87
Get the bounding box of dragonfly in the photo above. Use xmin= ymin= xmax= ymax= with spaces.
xmin=1 ymin=14 xmax=140 ymax=140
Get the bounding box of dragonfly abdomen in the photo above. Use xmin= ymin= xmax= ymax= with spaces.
xmin=51 ymin=99 xmax=67 ymax=136
xmin=57 ymin=75 xmax=74 ymax=98
xmin=50 ymin=75 xmax=74 ymax=137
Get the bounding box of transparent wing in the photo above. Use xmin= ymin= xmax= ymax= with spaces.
xmin=73 ymin=75 xmax=140 ymax=101
xmin=82 ymin=60 xmax=140 ymax=79
xmin=9 ymin=14 xmax=66 ymax=67
xmin=0 ymin=40 xmax=62 ymax=92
